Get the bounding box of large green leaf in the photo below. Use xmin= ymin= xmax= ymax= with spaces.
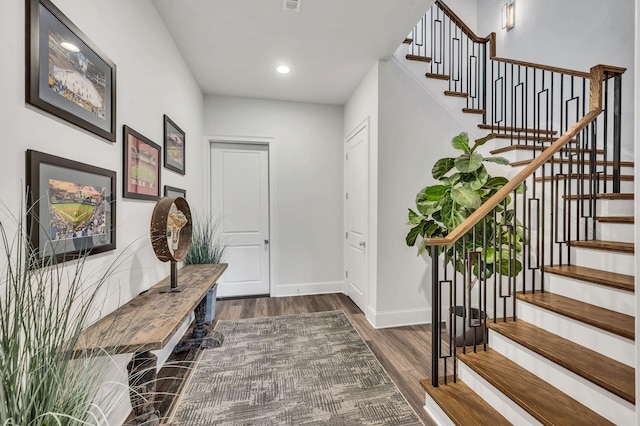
xmin=470 ymin=133 xmax=497 ymax=153
xmin=406 ymin=223 xmax=422 ymax=246
xmin=432 ymin=158 xmax=455 ymax=179
xmin=484 ymin=156 xmax=510 ymax=165
xmin=416 ymin=196 xmax=440 ymax=216
xmin=451 ymin=187 xmax=481 ymax=210
xmin=423 ymin=185 xmax=448 ymax=201
xmin=449 ymin=173 xmax=461 ymax=185
xmin=408 ymin=208 xmax=422 ymax=225
xmin=470 ymin=166 xmax=489 ymax=190
xmin=455 ymin=153 xmax=483 ymax=173
xmin=424 ymin=221 xmax=443 ymax=238
xmin=498 ymin=258 xmax=523 ymax=277
xmin=485 ymin=176 xmax=509 ymax=188
xmin=441 ymin=199 xmax=467 ymax=229
xmin=451 ymin=133 xmax=470 ymax=153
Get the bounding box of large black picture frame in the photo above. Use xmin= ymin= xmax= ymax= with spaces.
xmin=26 ymin=149 xmax=117 ymax=266
xmin=26 ymin=0 xmax=117 ymax=141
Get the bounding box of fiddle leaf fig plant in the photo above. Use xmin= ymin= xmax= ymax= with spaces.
xmin=406 ymin=132 xmax=526 ymax=281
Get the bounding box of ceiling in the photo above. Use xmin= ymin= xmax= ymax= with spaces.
xmin=152 ymin=0 xmax=432 ymax=105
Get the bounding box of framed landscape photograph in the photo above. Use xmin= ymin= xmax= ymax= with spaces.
xmin=164 ymin=185 xmax=186 ymax=199
xmin=26 ymin=0 xmax=116 ymax=141
xmin=123 ymin=125 xmax=161 ymax=201
xmin=26 ymin=150 xmax=116 ymax=265
xmin=163 ymin=115 xmax=185 ymax=174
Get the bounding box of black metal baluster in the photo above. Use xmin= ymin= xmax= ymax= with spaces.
xmin=613 ymin=74 xmax=622 ymax=193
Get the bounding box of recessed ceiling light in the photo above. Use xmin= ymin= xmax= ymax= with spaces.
xmin=60 ymin=41 xmax=79 ymax=52
xmin=277 ymin=65 xmax=290 ymax=74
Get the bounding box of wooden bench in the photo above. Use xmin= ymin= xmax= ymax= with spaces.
xmin=77 ymin=263 xmax=228 ymax=425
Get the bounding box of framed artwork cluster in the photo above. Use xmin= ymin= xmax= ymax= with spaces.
xmin=24 ymin=0 xmax=187 ymax=265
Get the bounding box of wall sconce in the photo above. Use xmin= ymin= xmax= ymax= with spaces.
xmin=501 ymin=2 xmax=515 ymax=31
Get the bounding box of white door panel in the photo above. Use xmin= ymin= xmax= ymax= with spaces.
xmin=346 ymin=124 xmax=369 ymax=313
xmin=211 ymin=143 xmax=269 ymax=297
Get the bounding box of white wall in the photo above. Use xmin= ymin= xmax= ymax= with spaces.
xmin=203 ymin=96 xmax=344 ymax=296
xmin=0 ymin=0 xmax=204 ymax=423
xmin=344 ymin=63 xmax=380 ymax=322
xmin=476 ymin=0 xmax=635 ymax=154
xmin=374 ymin=56 xmax=485 ymax=327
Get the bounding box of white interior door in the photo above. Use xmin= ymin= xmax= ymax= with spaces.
xmin=346 ymin=124 xmax=369 ymax=313
xmin=210 ymin=143 xmax=270 ymax=297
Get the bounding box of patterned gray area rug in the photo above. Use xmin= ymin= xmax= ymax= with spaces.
xmin=170 ymin=310 xmax=423 ymax=425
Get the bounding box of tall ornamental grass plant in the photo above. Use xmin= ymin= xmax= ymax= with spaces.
xmin=183 ymin=214 xmax=226 ymax=265
xmin=0 ymin=210 xmax=123 ymax=425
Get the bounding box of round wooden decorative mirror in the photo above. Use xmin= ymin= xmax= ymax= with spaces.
xmin=150 ymin=196 xmax=192 ymax=292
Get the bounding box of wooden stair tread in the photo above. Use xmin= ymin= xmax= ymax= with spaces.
xmin=478 ymin=124 xmax=557 ymax=135
xmin=534 ymin=174 xmax=634 ymax=182
xmin=425 ymin=72 xmax=450 ymax=80
xmin=462 ymin=108 xmax=485 ymax=114
xmin=516 ymin=291 xmax=635 ymax=340
xmin=421 ymin=378 xmax=510 ymax=425
xmin=403 ymin=38 xmax=413 ymax=44
xmin=567 ymin=239 xmax=634 ymax=254
xmin=457 ymin=348 xmax=614 ymax=425
xmin=511 ymin=158 xmax=634 ymax=168
xmin=490 ymin=145 xmax=604 ymax=155
xmin=543 ymin=264 xmax=634 ymax=292
xmin=405 ymin=54 xmax=431 ymax=62
xmin=488 ymin=319 xmax=635 ymax=403
xmin=564 ymin=193 xmax=634 ymax=200
xmin=596 ymin=215 xmax=634 ymax=224
xmin=444 ymin=90 xmax=468 ymax=98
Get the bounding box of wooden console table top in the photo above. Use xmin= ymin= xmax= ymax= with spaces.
xmin=76 ymin=263 xmax=227 ymax=354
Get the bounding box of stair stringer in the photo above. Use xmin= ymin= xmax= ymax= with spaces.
xmin=390 ymin=44 xmax=484 ymax=141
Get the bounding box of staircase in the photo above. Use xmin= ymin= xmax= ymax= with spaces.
xmin=401 ymin=2 xmax=635 ymax=425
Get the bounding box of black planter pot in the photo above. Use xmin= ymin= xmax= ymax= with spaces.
xmin=449 ymin=306 xmax=487 ymax=347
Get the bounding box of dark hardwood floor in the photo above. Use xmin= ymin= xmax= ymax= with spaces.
xmin=147 ymin=293 xmax=436 ymax=425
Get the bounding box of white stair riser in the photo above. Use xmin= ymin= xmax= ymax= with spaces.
xmin=517 ymin=301 xmax=635 ymax=367
xmin=457 ymin=362 xmax=542 ymax=426
xmin=489 ymin=332 xmax=635 ymax=425
xmin=595 ymin=199 xmax=635 ymax=216
xmin=596 ymin=221 xmax=634 ymax=242
xmin=423 ymin=396 xmax=455 ymax=426
xmin=545 ymin=274 xmax=635 ymax=316
xmin=570 ymin=246 xmax=635 ymax=276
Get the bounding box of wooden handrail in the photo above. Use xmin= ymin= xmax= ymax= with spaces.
xmin=424 ymin=110 xmax=601 ymax=247
xmin=435 ymin=1 xmax=490 ymax=43
xmin=435 ymin=1 xmax=625 ymax=81
xmin=490 ymin=56 xmax=591 ymax=79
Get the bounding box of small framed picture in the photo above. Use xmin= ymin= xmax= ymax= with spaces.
xmin=123 ymin=125 xmax=161 ymax=200
xmin=164 ymin=185 xmax=186 ymax=199
xmin=26 ymin=0 xmax=116 ymax=141
xmin=26 ymin=149 xmax=116 ymax=265
xmin=163 ymin=115 xmax=185 ymax=175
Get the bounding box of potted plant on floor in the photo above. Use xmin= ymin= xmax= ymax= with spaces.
xmin=405 ymin=132 xmax=526 ymax=345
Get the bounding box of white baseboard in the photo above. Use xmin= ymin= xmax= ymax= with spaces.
xmin=367 ymin=306 xmax=431 ymax=328
xmin=275 ymin=281 xmax=344 ymax=297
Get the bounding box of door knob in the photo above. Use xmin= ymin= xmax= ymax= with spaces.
xmin=264 ymin=239 xmax=269 ymax=245
xmin=359 ymin=241 xmax=366 ymax=247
